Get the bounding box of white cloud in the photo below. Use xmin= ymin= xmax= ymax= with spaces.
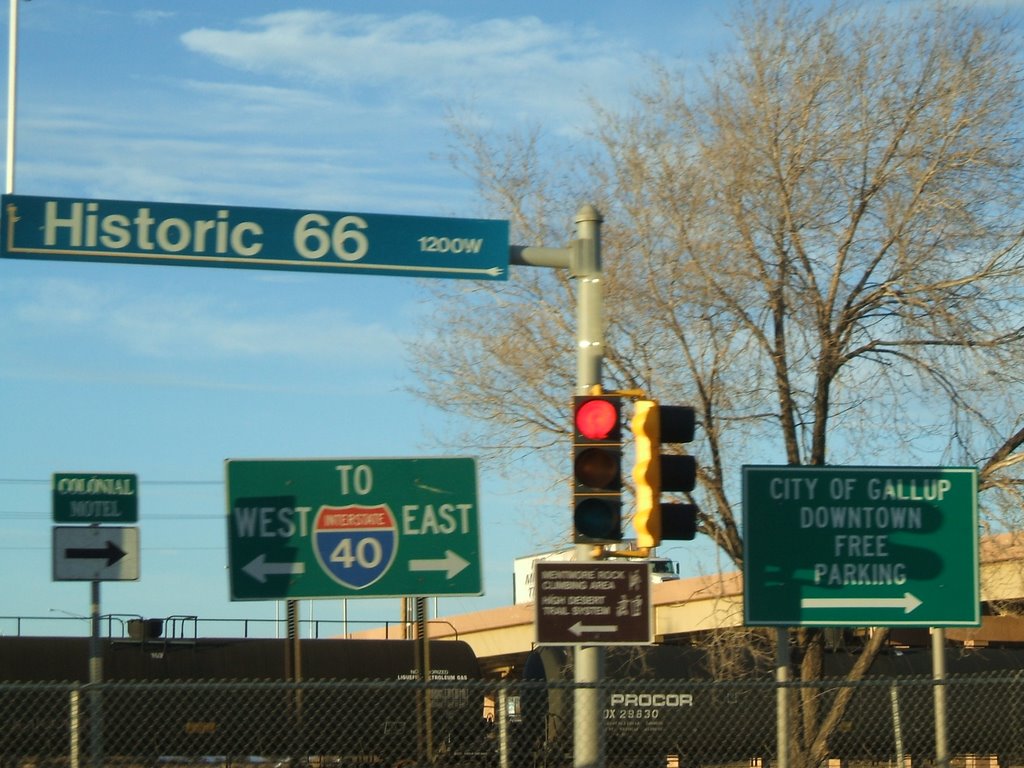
xmin=8 ymin=277 xmax=405 ymax=366
xmin=133 ymin=10 xmax=176 ymax=26
xmin=179 ymin=11 xmax=644 ymax=130
xmin=180 ymin=79 xmax=334 ymax=115
xmin=13 ymin=9 xmax=652 ymax=218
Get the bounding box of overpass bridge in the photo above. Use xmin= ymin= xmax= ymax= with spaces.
xmin=352 ymin=532 xmax=1024 ymax=677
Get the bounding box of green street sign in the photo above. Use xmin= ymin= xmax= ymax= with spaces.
xmin=742 ymin=465 xmax=979 ymax=627
xmin=2 ymin=194 xmax=509 ymax=281
xmin=225 ymin=457 xmax=482 ymax=600
xmin=52 ymin=473 xmax=138 ymax=523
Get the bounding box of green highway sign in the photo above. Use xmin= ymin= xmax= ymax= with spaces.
xmin=742 ymin=465 xmax=979 ymax=627
xmin=52 ymin=472 xmax=138 ymax=523
xmin=225 ymin=457 xmax=482 ymax=600
xmin=2 ymin=194 xmax=509 ymax=281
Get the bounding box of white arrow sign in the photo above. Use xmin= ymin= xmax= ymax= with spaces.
xmin=569 ymin=622 xmax=620 ymax=637
xmin=243 ymin=554 xmax=306 ymax=583
xmin=801 ymin=592 xmax=923 ymax=614
xmin=408 ymin=550 xmax=470 ymax=579
xmin=53 ymin=526 xmax=140 ymax=581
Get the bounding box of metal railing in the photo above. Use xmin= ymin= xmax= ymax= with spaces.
xmin=0 ymin=615 xmax=457 ymax=640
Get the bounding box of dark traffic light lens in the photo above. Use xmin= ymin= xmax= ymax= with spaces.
xmin=574 ymin=447 xmax=619 ymax=489
xmin=573 ymin=497 xmax=621 ymax=541
xmin=660 ymin=455 xmax=697 ymax=493
xmin=575 ymin=398 xmax=618 ymax=440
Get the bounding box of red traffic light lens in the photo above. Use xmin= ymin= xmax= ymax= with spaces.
xmin=575 ymin=399 xmax=618 ymax=440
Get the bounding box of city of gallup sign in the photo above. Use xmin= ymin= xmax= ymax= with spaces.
xmin=742 ymin=465 xmax=979 ymax=627
xmin=1 ymin=194 xmax=509 ymax=281
xmin=226 ymin=457 xmax=482 ymax=600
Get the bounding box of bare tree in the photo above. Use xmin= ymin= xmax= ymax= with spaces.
xmin=412 ymin=3 xmax=1024 ymax=766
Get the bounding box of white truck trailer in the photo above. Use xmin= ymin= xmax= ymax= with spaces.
xmin=513 ymin=542 xmax=679 ymax=604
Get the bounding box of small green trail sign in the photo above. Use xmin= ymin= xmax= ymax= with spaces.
xmin=226 ymin=457 xmax=482 ymax=600
xmin=742 ymin=465 xmax=979 ymax=627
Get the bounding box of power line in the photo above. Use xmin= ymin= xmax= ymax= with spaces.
xmin=0 ymin=477 xmax=225 ymax=520
xmin=0 ymin=478 xmax=222 ymax=485
xmin=0 ymin=513 xmax=222 ymax=519
xmin=0 ymin=545 xmax=224 ymax=552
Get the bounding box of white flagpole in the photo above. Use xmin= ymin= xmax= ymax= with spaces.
xmin=6 ymin=0 xmax=19 ymax=194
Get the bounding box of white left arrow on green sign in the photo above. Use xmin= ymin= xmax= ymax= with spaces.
xmin=243 ymin=554 xmax=306 ymax=584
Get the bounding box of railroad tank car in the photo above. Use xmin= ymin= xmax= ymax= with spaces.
xmin=0 ymin=635 xmax=480 ymax=683
xmin=0 ymin=636 xmax=486 ymax=766
xmin=521 ymin=644 xmax=1024 ymax=768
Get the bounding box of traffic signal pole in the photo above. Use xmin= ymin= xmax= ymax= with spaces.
xmin=571 ymin=205 xmax=606 ymax=768
xmin=572 ymin=205 xmax=604 ymax=392
xmin=510 ymin=203 xmax=606 ymax=768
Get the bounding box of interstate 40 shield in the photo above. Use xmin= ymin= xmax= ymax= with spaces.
xmin=226 ymin=457 xmax=481 ymax=600
xmin=313 ymin=504 xmax=398 ymax=590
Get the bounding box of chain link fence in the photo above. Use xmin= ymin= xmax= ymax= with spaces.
xmin=2 ymin=672 xmax=1022 ymax=768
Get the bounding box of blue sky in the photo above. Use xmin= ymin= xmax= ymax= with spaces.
xmin=0 ymin=0 xmax=1012 ymax=637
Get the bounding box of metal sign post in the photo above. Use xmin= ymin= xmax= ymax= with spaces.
xmin=87 ymin=579 xmax=103 ymax=768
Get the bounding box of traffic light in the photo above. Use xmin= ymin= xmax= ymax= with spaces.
xmin=573 ymin=394 xmax=623 ymax=543
xmin=632 ymin=399 xmax=699 ymax=548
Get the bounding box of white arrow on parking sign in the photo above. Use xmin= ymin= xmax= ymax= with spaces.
xmin=801 ymin=592 xmax=923 ymax=614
